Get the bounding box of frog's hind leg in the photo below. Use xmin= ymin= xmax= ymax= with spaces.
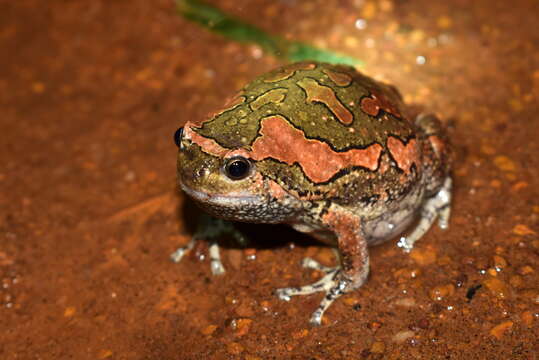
xmin=397 ymin=176 xmax=452 ymax=252
xmin=276 ymin=207 xmax=370 ymax=326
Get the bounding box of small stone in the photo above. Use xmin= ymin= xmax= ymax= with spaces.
xmin=201 ymin=324 xmax=218 ymax=336
xmin=511 ymin=181 xmax=528 ymax=192
xmin=235 ymin=318 xmax=252 ymax=337
xmin=429 ymin=284 xmax=455 ymax=301
xmin=227 ymin=342 xmax=244 ymax=355
xmin=512 ymin=224 xmax=536 ymax=236
xmin=393 ymin=268 xmax=422 ymax=283
xmin=410 ymin=246 xmax=437 ymax=265
xmin=394 ymin=297 xmax=416 ymax=307
xmin=483 ymin=277 xmax=511 ymax=299
xmin=98 ymin=350 xmax=113 ymax=359
xmin=492 ymin=255 xmax=508 ymax=270
xmin=489 ymin=321 xmax=513 ymax=340
xmin=63 ymin=306 xmax=76 ymax=317
xmin=367 ymin=321 xmax=382 ymax=331
xmin=392 ymin=330 xmax=415 ymax=344
xmin=370 ymin=341 xmax=385 ymax=353
xmin=493 ymin=156 xmax=516 ymax=172
xmin=343 ymin=296 xmax=361 ymax=306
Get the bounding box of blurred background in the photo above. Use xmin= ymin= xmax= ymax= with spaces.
xmin=1 ymin=0 xmax=538 ymax=358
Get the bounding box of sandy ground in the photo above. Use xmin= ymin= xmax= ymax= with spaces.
xmin=1 ymin=0 xmax=538 ymax=358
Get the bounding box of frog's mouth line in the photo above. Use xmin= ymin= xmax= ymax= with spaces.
xmin=180 ymin=183 xmax=263 ymax=207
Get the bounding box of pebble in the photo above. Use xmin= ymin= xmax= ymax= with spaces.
xmin=63 ymin=306 xmax=76 ymax=317
xmin=201 ymin=324 xmax=218 ymax=336
xmin=512 ymin=224 xmax=536 ymax=236
xmin=489 ymin=321 xmax=513 ymax=340
xmin=429 ymin=284 xmax=455 ymax=301
xmin=394 ymin=297 xmax=416 ymax=307
xmin=235 ymin=318 xmax=252 ymax=337
xmin=367 ymin=321 xmax=382 ymax=331
xmin=410 ymin=246 xmax=437 ymax=265
xmin=492 ymin=255 xmax=508 ymax=270
xmin=483 ymin=277 xmax=511 ymax=299
xmin=393 ymin=268 xmax=421 ymax=283
xmin=392 ymin=330 xmax=415 ymax=344
xmin=98 ymin=350 xmax=113 ymax=359
xmin=493 ymin=155 xmax=516 ymax=172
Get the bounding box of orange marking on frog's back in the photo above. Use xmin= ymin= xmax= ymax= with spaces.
xmin=323 ymin=69 xmax=352 ymax=87
xmin=297 ymin=78 xmax=353 ymax=125
xmin=251 ymin=116 xmax=382 ymax=183
xmin=387 ymin=136 xmax=420 ymax=174
xmin=185 ymin=124 xmax=229 ymax=157
xmin=263 ymin=62 xmax=316 ymax=83
xmin=360 ymin=90 xmax=402 ymax=118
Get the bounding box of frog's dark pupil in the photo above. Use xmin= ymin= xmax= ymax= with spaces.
xmin=174 ymin=127 xmax=183 ymax=147
xmin=225 ymin=157 xmax=250 ymax=180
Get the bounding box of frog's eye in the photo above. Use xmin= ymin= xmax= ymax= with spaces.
xmin=224 ymin=156 xmax=252 ymax=180
xmin=174 ymin=127 xmax=184 ymax=148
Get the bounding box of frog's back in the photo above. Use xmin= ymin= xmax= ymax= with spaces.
xmin=192 ymin=62 xmax=421 ymax=203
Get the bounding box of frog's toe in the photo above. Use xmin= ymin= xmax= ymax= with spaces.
xmin=170 ymin=238 xmax=196 ymax=263
xmin=208 ymin=241 xmax=225 ymax=275
xmin=170 ymin=239 xmax=226 ymax=276
xmin=275 ymin=266 xmax=350 ymax=325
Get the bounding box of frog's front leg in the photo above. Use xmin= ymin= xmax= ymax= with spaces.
xmin=276 ymin=207 xmax=368 ymax=326
xmin=171 ymin=213 xmax=247 ymax=275
xmin=397 ymin=176 xmax=452 ymax=252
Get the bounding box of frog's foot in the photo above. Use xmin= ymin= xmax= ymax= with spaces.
xmin=170 ymin=239 xmax=225 ymax=275
xmin=170 ymin=214 xmax=247 ymax=275
xmin=275 ymin=257 xmax=350 ymax=326
xmin=397 ymin=176 xmax=452 ymax=252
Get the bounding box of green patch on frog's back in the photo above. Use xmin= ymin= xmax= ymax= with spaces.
xmin=194 ymin=62 xmax=414 ymax=151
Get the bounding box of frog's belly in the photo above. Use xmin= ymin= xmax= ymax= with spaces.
xmin=363 ymin=188 xmax=424 ymax=246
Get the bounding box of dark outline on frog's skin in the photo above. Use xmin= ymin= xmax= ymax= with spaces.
xmin=357 ymin=92 xmax=405 ymax=121
xmin=382 ymin=134 xmax=421 ymax=176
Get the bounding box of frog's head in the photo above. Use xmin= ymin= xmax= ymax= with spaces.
xmin=174 ymin=122 xmax=300 ymax=223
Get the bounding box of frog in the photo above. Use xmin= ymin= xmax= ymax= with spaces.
xmin=173 ymin=61 xmax=452 ymax=325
